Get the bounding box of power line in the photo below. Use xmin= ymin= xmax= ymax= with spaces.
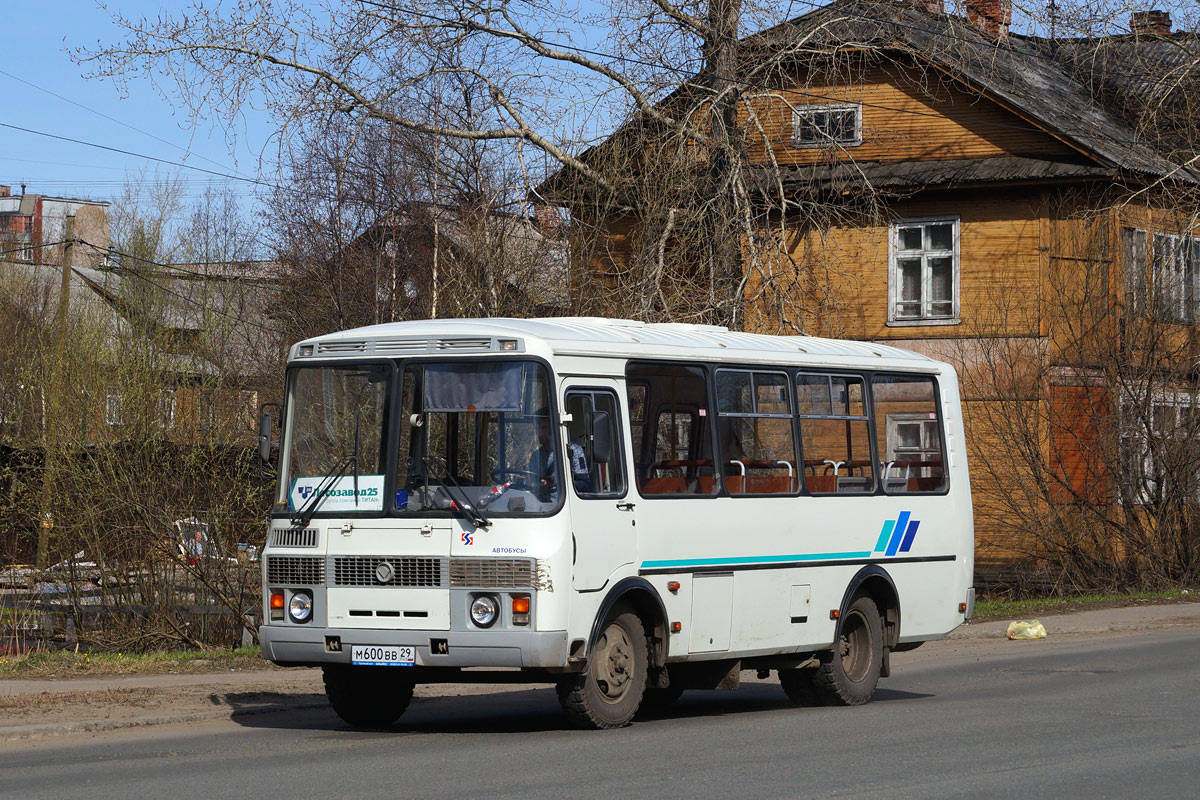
xmin=0 ymin=68 xmax=258 ymax=183
xmin=70 ymin=238 xmax=285 ymax=335
xmin=0 ymin=121 xmax=274 ymax=188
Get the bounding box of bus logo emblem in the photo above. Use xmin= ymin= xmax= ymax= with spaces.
xmin=874 ymin=511 xmax=919 ymax=557
xmin=375 ymin=561 xmax=395 ymax=584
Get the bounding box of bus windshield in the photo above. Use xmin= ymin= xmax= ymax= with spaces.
xmin=398 ymin=360 xmax=559 ymax=516
xmin=280 ymin=364 xmax=391 ymax=514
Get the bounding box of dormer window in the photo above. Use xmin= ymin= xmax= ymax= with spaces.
xmin=792 ymin=103 xmax=862 ymax=148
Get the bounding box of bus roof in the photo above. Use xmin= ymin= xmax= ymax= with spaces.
xmin=292 ymin=317 xmax=942 ymax=370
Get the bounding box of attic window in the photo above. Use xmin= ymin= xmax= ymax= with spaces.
xmin=792 ymin=104 xmax=861 ymax=148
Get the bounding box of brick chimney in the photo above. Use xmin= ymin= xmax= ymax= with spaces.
xmin=533 ymin=203 xmax=562 ymax=236
xmin=0 ymin=185 xmax=9 ymax=197
xmin=902 ymin=0 xmax=944 ymax=13
xmin=1130 ymin=10 xmax=1171 ymax=36
xmin=966 ymin=0 xmax=1011 ymax=41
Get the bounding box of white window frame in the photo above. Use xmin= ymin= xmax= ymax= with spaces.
xmin=791 ymin=103 xmax=862 ymax=148
xmin=1122 ymin=227 xmax=1149 ymax=315
xmin=105 ymin=389 xmax=124 ymax=426
xmin=157 ymin=390 xmax=176 ymax=430
xmin=887 ymin=216 xmax=960 ymax=326
xmin=1151 ymin=232 xmax=1200 ymax=323
xmin=1120 ymin=388 xmax=1200 ymax=504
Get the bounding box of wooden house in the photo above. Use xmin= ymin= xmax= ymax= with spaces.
xmin=541 ymin=0 xmax=1200 ymax=581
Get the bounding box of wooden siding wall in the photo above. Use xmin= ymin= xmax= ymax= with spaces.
xmin=747 ymin=188 xmax=1046 ymax=342
xmin=743 ymin=65 xmax=1079 ymax=165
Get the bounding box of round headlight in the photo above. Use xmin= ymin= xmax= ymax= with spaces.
xmin=470 ymin=595 xmax=498 ymax=628
xmin=288 ymin=591 xmax=313 ymax=623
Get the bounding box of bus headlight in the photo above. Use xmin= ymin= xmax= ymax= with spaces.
xmin=470 ymin=595 xmax=498 ymax=628
xmin=288 ymin=591 xmax=313 ymax=624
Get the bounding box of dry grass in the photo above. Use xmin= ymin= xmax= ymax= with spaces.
xmin=0 ymin=646 xmax=276 ymax=678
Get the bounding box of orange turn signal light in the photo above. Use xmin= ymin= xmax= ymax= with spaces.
xmin=667 ymin=581 xmax=680 ymax=593
xmin=958 ymin=602 xmax=968 ymax=613
xmin=829 ymin=609 xmax=840 ymax=620
xmin=512 ymin=597 xmax=531 ymax=614
xmin=270 ymin=593 xmax=285 ymax=609
xmin=670 ymin=622 xmax=682 ymax=633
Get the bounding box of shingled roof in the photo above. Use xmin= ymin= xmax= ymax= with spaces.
xmin=538 ymin=0 xmax=1199 ymax=200
xmin=757 ymin=0 xmax=1196 ymax=181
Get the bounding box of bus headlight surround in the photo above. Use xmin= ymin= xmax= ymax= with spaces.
xmin=288 ymin=590 xmax=313 ymax=624
xmin=470 ymin=595 xmax=499 ymax=628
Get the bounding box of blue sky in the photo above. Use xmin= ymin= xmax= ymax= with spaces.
xmin=0 ymin=2 xmax=271 ymax=206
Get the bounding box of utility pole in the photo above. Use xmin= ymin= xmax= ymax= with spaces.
xmin=36 ymin=217 xmax=74 ymax=569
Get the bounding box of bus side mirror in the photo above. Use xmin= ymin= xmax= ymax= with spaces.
xmin=591 ymin=411 xmax=612 ymax=464
xmin=258 ymin=402 xmax=281 ymax=475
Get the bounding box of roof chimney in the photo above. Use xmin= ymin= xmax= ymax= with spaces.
xmin=901 ymin=0 xmax=944 ymax=12
xmin=0 ymin=185 xmax=9 ymax=197
xmin=966 ymin=0 xmax=1011 ymax=41
xmin=1130 ymin=10 xmax=1171 ymax=36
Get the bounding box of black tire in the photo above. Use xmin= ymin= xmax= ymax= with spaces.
xmin=322 ymin=664 xmax=415 ymax=728
xmin=810 ymin=595 xmax=884 ymax=706
xmin=636 ymin=685 xmax=685 ymax=718
xmin=778 ymin=666 xmax=822 ymax=706
xmin=557 ymin=610 xmax=648 ymax=729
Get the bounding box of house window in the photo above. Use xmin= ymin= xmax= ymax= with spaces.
xmin=1122 ymin=391 xmax=1200 ymax=503
xmin=1151 ymin=233 xmax=1200 ymax=322
xmin=158 ymin=390 xmax=176 ymax=429
xmin=889 ymin=218 xmax=958 ymax=324
xmin=105 ymin=389 xmax=124 ymax=426
xmin=1122 ymin=228 xmax=1148 ymax=314
xmin=792 ymin=104 xmax=861 ymax=148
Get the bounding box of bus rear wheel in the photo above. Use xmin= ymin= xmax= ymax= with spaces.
xmin=811 ymin=595 xmax=884 ymax=706
xmin=557 ymin=610 xmax=647 ymax=729
xmin=322 ymin=664 xmax=415 ymax=728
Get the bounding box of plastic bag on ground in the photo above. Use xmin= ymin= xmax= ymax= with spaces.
xmin=1006 ymin=620 xmax=1047 ymax=640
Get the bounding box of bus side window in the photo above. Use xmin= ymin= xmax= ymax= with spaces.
xmin=716 ymin=369 xmax=798 ymax=495
xmin=797 ymin=373 xmax=875 ymax=495
xmin=871 ymin=374 xmax=947 ymax=493
xmin=626 ymin=363 xmax=717 ymax=496
xmin=564 ymin=390 xmax=626 ymax=498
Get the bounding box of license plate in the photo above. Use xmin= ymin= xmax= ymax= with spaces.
xmin=351 ymin=645 xmax=416 ymax=666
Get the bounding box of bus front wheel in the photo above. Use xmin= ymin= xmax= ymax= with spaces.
xmin=557 ymin=610 xmax=648 ymax=729
xmin=782 ymin=595 xmax=883 ymax=707
xmin=322 ymin=664 xmax=415 ymax=728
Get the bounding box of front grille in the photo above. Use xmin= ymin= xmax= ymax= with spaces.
xmin=266 ymin=556 xmax=325 ymax=585
xmin=332 ymin=557 xmax=444 ymax=587
xmin=450 ymin=558 xmax=534 ymax=588
xmin=270 ymin=528 xmax=318 ymax=548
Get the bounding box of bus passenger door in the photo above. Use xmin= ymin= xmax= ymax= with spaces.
xmin=562 ymin=383 xmax=638 ymax=591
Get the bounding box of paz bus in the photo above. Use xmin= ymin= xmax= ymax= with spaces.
xmin=257 ymin=317 xmax=975 ymax=729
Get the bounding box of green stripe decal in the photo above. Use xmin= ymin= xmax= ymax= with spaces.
xmin=640 ymin=551 xmax=872 ymax=569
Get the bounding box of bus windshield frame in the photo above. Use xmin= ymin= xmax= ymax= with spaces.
xmin=275 ymin=357 xmax=563 ymax=520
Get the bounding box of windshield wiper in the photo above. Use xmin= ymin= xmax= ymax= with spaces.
xmin=425 ymin=457 xmax=491 ymax=529
xmin=290 ymin=455 xmax=354 ymax=529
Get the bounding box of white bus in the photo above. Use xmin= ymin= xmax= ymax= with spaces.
xmin=258 ymin=317 xmax=974 ymax=729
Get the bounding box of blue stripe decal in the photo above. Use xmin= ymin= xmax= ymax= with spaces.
xmin=899 ymin=519 xmax=920 ymax=553
xmin=640 ymin=551 xmax=872 ymax=569
xmin=885 ymin=511 xmax=910 ymax=557
xmin=874 ymin=520 xmax=895 ymax=553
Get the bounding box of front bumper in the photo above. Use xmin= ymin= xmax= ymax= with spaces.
xmin=259 ymin=624 xmax=569 ymax=669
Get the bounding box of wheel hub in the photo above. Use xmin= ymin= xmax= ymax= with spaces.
xmin=594 ymin=624 xmax=633 ymax=699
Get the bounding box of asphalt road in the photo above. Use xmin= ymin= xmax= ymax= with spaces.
xmin=3 ymin=629 xmax=1197 ymax=799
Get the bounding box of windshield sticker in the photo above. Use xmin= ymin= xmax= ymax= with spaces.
xmin=288 ymin=475 xmax=385 ymax=513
